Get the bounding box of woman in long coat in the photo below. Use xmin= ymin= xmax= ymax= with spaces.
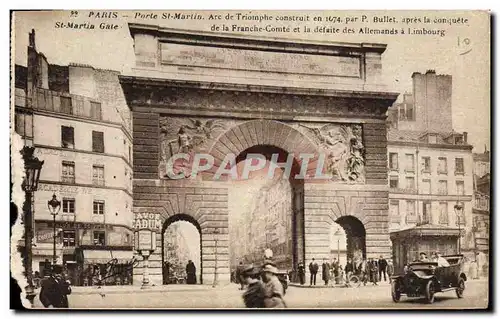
xmin=186 ymin=260 xmax=197 ymax=284
xmin=321 ymin=260 xmax=330 ymax=285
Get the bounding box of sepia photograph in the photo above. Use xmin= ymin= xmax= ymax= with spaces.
xmin=10 ymin=9 xmax=491 ymax=310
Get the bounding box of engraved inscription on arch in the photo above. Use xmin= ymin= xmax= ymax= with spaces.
xmin=161 ymin=43 xmax=361 ymax=78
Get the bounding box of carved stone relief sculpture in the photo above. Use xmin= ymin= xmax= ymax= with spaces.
xmin=298 ymin=123 xmax=365 ymax=183
xmin=159 ymin=116 xmax=227 ymax=178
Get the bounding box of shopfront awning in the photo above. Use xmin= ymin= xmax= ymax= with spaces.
xmin=83 ymin=250 xmax=134 ymax=264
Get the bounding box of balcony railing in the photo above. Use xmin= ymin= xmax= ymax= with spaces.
xmin=61 ymin=176 xmax=75 ymax=184
xmin=92 ymin=178 xmax=105 ymax=186
xmin=29 ymin=87 xmax=124 ymax=125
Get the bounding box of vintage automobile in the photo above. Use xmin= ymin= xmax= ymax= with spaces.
xmin=275 ymin=270 xmax=289 ymax=295
xmin=391 ymin=254 xmax=467 ymax=304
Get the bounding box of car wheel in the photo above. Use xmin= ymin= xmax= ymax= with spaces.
xmin=456 ymin=278 xmax=465 ymax=298
xmin=425 ymin=280 xmax=435 ymax=304
xmin=391 ymin=280 xmax=401 ymax=302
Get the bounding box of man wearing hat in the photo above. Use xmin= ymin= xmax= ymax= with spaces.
xmin=235 ymin=261 xmax=246 ymax=290
xmin=419 ymin=252 xmax=429 ymax=262
xmin=39 ymin=264 xmax=72 ymax=308
xmin=241 ymin=265 xmax=265 ymax=308
xmin=297 ymin=261 xmax=305 ymax=285
xmin=261 ymin=264 xmax=286 ymax=308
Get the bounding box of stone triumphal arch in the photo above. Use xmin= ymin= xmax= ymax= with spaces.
xmin=120 ymin=24 xmax=398 ymax=285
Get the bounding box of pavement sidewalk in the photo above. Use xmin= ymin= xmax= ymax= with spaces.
xmin=289 ymin=280 xmax=392 ymax=289
xmin=289 ymin=277 xmax=488 ymax=289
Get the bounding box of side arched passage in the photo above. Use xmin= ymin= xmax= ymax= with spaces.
xmin=302 ymin=183 xmax=391 ymax=271
xmin=133 ymin=180 xmax=230 ymax=286
xmin=162 ymin=214 xmax=202 ymax=284
xmin=335 ymin=215 xmax=366 ymax=260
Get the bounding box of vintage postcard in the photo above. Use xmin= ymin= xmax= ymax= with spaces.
xmin=10 ymin=10 xmax=490 ymax=309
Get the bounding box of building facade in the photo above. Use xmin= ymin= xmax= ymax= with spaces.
xmin=387 ymin=71 xmax=474 ymax=260
xmin=232 ymin=176 xmax=293 ymax=270
xmin=14 ymin=30 xmax=134 ymax=285
xmin=472 ymin=150 xmax=490 ymax=273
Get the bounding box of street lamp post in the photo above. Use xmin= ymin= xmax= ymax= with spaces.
xmin=212 ymin=227 xmax=220 ymax=288
xmin=47 ymin=194 xmax=61 ymax=265
xmin=334 ymin=229 xmax=342 ymax=261
xmin=454 ymin=202 xmax=464 ymax=254
xmin=20 ymin=146 xmax=44 ymax=306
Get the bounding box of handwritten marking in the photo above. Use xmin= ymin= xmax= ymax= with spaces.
xmin=458 ymin=36 xmax=472 ymax=56
xmin=82 ymin=257 xmax=140 ymax=285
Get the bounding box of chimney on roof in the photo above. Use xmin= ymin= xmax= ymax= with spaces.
xmin=463 ymin=132 xmax=468 ymax=144
xmin=28 ymin=29 xmax=36 ymax=50
xmin=426 ymin=69 xmax=436 ymax=74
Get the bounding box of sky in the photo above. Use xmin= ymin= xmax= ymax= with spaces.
xmin=13 ymin=10 xmax=490 ymax=151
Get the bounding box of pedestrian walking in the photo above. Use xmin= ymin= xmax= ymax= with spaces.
xmin=262 ymin=264 xmax=286 ymax=308
xmin=369 ymin=259 xmax=378 ymax=286
xmin=387 ymin=259 xmax=394 ymax=282
xmin=163 ymin=261 xmax=171 ymax=285
xmin=359 ymin=258 xmax=368 ymax=285
xmin=39 ymin=264 xmax=72 ymax=308
xmin=378 ymin=255 xmax=388 ymax=282
xmin=332 ymin=258 xmax=339 ymax=284
xmin=186 ymin=260 xmax=197 ymax=284
xmin=309 ymin=258 xmax=319 ymax=286
xmin=33 ymin=271 xmax=41 ymax=289
xmin=236 ymin=261 xmax=245 ymax=290
xmin=297 ymin=262 xmax=305 ymax=285
xmin=345 ymin=258 xmax=354 ymax=285
xmin=321 ymin=258 xmax=330 ymax=285
xmin=241 ymin=265 xmax=265 ymax=308
xmin=338 ymin=265 xmax=345 ymax=285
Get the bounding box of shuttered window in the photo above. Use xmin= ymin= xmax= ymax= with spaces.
xmin=92 ymin=131 xmax=104 ymax=153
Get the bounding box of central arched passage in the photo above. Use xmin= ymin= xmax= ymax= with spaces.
xmin=162 ymin=214 xmax=202 ymax=284
xmin=228 ymin=144 xmax=305 ymax=280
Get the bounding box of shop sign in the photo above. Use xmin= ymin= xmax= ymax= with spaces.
xmin=36 ymin=229 xmax=60 ymax=243
xmin=44 ymin=221 xmax=113 ymax=230
xmin=133 ymin=212 xmax=161 ymax=230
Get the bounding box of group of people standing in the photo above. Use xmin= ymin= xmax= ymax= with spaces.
xmin=344 ymin=256 xmax=393 ymax=285
xmin=295 ymin=256 xmax=394 ymax=287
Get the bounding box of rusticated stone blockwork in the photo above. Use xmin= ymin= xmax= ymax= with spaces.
xmin=132 ymin=180 xmax=229 ymax=286
xmin=303 ymin=184 xmax=391 ymax=266
xmin=363 ymin=122 xmax=389 ymax=185
xmin=133 ymin=111 xmax=160 ymax=179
